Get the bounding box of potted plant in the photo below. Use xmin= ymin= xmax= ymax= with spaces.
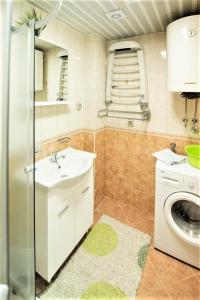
xmin=16 ymin=7 xmax=46 ymax=36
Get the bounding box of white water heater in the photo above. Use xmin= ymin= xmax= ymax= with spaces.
xmin=167 ymin=15 xmax=200 ymax=92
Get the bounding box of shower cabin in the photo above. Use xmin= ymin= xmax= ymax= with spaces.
xmin=0 ymin=1 xmax=62 ymax=299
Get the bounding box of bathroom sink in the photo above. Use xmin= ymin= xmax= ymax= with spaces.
xmin=35 ymin=147 xmax=96 ymax=189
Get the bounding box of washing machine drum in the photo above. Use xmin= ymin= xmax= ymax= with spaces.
xmin=164 ymin=192 xmax=200 ymax=247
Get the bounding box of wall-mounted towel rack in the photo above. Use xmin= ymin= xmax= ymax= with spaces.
xmin=98 ymin=40 xmax=151 ymax=122
xmin=57 ymin=50 xmax=68 ymax=101
xmin=98 ymin=97 xmax=151 ymax=121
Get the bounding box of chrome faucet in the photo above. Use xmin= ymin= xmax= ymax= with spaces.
xmin=50 ymin=151 xmax=65 ymax=168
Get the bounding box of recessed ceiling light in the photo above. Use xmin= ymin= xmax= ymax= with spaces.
xmin=106 ymin=9 xmax=127 ymax=21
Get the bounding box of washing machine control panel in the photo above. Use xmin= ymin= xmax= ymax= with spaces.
xmin=156 ymin=161 xmax=200 ymax=196
xmin=184 ymin=176 xmax=199 ymax=194
xmin=188 ymin=181 xmax=194 ymax=189
xmin=157 ymin=169 xmax=180 ymax=187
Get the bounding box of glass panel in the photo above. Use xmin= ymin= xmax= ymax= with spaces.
xmin=171 ymin=200 xmax=200 ymax=239
xmin=9 ymin=23 xmax=35 ymax=300
xmin=0 ymin=1 xmax=12 ymax=293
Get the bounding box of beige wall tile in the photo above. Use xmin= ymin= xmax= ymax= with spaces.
xmin=148 ymin=174 xmax=155 ymax=197
xmin=148 ymin=194 xmax=155 ymax=217
xmin=103 ymin=128 xmax=200 ymax=216
xmin=132 ymin=172 xmax=148 ymax=193
xmin=83 ymin=131 xmax=95 ymax=153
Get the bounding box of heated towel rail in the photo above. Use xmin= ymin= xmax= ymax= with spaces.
xmin=98 ymin=40 xmax=151 ymax=121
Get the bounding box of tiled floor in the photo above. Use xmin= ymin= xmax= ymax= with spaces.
xmin=95 ymin=196 xmax=200 ymax=300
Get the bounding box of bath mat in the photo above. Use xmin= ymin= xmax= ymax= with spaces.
xmin=41 ymin=215 xmax=151 ymax=300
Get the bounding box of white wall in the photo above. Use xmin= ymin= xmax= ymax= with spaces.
xmin=83 ymin=33 xmax=107 ymax=131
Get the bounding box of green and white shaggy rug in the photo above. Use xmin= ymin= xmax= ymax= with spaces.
xmin=41 ymin=215 xmax=151 ymax=300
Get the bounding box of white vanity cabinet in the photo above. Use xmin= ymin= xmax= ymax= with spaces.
xmin=35 ymin=169 xmax=94 ymax=282
xmin=47 ymin=195 xmax=75 ymax=281
xmin=75 ymin=177 xmax=94 ymax=244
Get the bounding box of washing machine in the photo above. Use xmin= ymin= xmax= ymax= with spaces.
xmin=154 ymin=160 xmax=200 ymax=268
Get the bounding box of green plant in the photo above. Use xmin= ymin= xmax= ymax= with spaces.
xmin=16 ymin=7 xmax=46 ymax=36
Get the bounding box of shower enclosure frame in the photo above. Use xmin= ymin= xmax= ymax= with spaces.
xmin=0 ymin=1 xmax=63 ymax=299
xmin=0 ymin=0 xmax=12 ymax=290
xmin=9 ymin=19 xmax=36 ymax=300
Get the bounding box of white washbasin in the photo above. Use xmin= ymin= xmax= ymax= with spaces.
xmin=35 ymin=147 xmax=96 ymax=189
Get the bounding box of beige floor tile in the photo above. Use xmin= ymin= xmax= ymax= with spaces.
xmin=136 ymin=287 xmax=171 ymax=300
xmin=195 ymin=273 xmax=200 ymax=282
xmin=136 ymin=259 xmax=164 ymax=296
xmin=167 ymin=276 xmax=200 ymax=300
xmin=97 ymin=196 xmax=119 ymax=210
xmin=130 ymin=220 xmax=154 ymax=245
xmin=98 ymin=206 xmax=128 ymax=224
xmin=149 ymin=248 xmax=196 ymax=287
xmin=119 ymin=203 xmax=152 ymax=224
xmin=93 ymin=209 xmax=100 ymax=225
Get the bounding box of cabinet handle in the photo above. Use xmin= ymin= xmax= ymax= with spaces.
xmin=82 ymin=186 xmax=90 ymax=194
xmin=58 ymin=205 xmax=69 ymax=217
xmin=24 ymin=165 xmax=37 ymax=174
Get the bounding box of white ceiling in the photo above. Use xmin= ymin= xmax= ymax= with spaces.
xmin=31 ymin=0 xmax=200 ymax=40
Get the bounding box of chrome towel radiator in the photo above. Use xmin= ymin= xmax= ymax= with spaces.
xmin=98 ymin=40 xmax=151 ymax=121
xmin=57 ymin=50 xmax=68 ymax=101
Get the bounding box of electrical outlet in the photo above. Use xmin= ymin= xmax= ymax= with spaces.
xmin=128 ymin=120 xmax=134 ymax=127
xmin=76 ymin=103 xmax=82 ymax=111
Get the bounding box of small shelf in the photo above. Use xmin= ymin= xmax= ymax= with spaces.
xmin=35 ymin=101 xmax=70 ymax=107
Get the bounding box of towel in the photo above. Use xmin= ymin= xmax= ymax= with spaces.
xmin=153 ymin=149 xmax=187 ymax=166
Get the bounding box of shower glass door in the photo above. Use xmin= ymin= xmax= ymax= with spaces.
xmin=9 ymin=21 xmax=35 ymax=300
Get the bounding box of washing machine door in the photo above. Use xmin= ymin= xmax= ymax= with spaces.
xmin=164 ymin=192 xmax=200 ymax=247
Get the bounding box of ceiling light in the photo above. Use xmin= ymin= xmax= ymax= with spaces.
xmin=106 ymin=9 xmax=127 ymax=21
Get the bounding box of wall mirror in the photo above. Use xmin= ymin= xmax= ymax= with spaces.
xmin=35 ymin=37 xmax=69 ymax=105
